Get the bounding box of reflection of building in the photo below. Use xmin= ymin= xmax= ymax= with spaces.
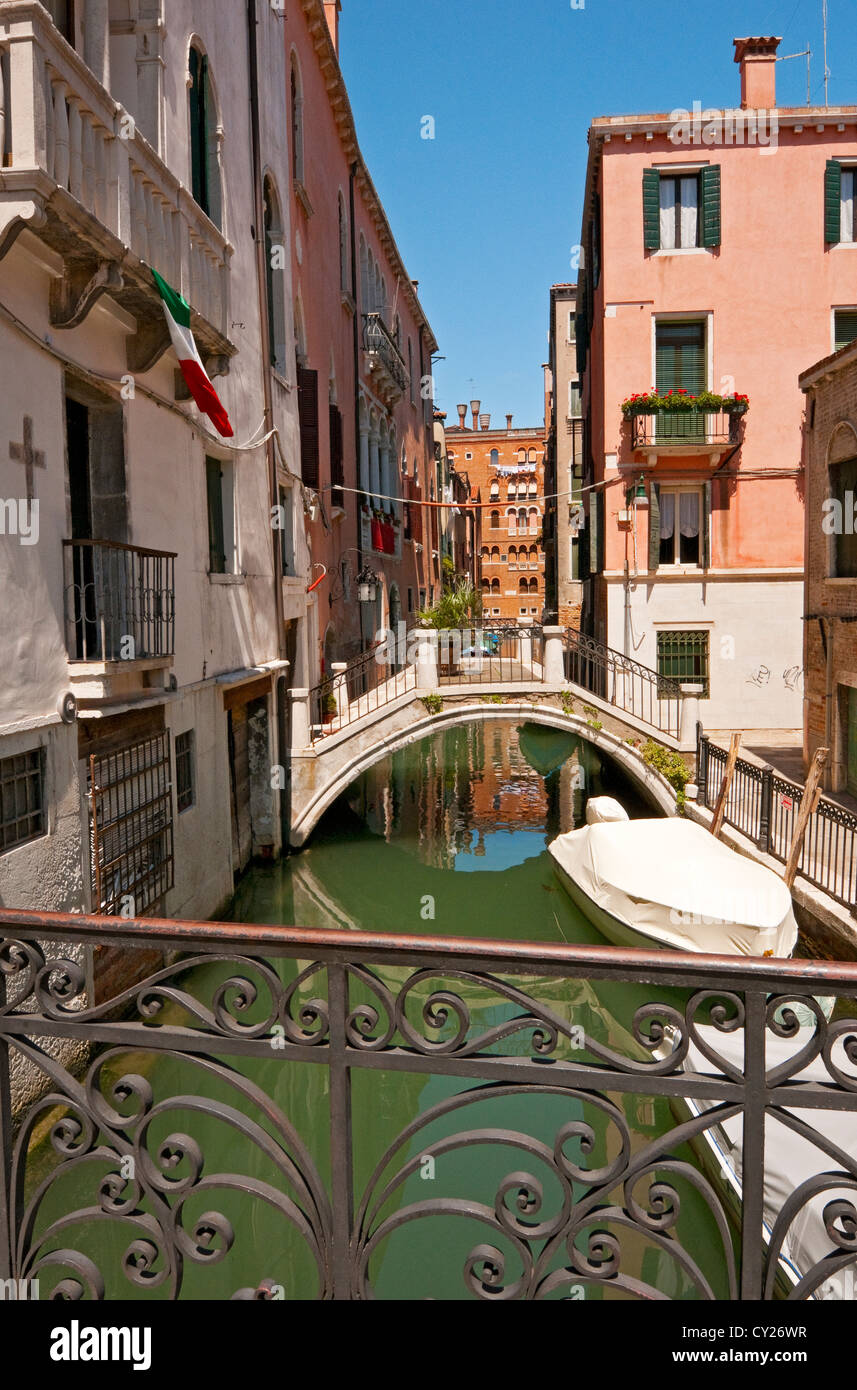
xmin=544 ymin=284 xmax=584 ymax=628
xmin=445 ymin=403 xmax=546 ymax=624
xmin=800 ymin=340 xmax=857 ymax=793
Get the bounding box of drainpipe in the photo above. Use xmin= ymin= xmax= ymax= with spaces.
xmin=247 ymin=0 xmax=288 ymax=848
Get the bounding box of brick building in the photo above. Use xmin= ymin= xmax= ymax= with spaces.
xmin=445 ymin=403 xmax=546 ymax=624
xmin=800 ymin=339 xmax=857 ymax=793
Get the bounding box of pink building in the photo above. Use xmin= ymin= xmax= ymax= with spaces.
xmin=576 ymin=35 xmax=857 ymax=732
xmin=285 ymin=0 xmax=439 ymax=679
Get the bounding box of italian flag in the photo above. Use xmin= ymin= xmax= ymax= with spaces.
xmin=152 ymin=268 xmax=233 ymax=438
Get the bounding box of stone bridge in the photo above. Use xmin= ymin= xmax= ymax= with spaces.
xmin=286 ymin=627 xmax=701 ymax=846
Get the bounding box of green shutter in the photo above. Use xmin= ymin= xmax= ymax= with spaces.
xmin=702 ymin=481 xmax=712 ymax=569
xmin=643 ymin=169 xmax=661 ymax=250
xmin=834 ymin=310 xmax=857 ymax=353
xmin=655 ymin=321 xmax=706 ymax=394
xmin=205 ymin=458 xmax=225 ymax=574
xmin=700 ymin=165 xmax=721 ymax=248
xmin=648 ymin=483 xmax=660 ymax=571
xmin=826 ymin=160 xmax=842 ymax=245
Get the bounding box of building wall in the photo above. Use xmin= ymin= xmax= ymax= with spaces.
xmin=446 ymin=422 xmax=545 ymax=624
xmin=802 ymin=342 xmax=857 ymax=790
xmin=546 ymin=284 xmax=583 ymax=629
xmin=579 ymin=55 xmax=857 ymax=730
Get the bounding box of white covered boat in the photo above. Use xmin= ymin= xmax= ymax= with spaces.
xmin=548 ymin=800 xmax=798 ymax=959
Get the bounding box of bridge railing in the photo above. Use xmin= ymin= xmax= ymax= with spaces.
xmin=308 ymin=639 xmax=417 ymax=743
xmin=564 ymin=628 xmax=682 ymax=741
xmin=698 ymin=734 xmax=857 ymax=913
xmin=2 ymin=906 xmax=857 ymax=1300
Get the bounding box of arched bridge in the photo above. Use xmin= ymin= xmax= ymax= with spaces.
xmin=287 ymin=626 xmax=701 ymax=846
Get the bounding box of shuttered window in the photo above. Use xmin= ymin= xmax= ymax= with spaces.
xmin=644 ymin=167 xmax=720 ymax=250
xmin=329 ymin=405 xmax=344 ymax=507
xmin=700 ymin=166 xmax=721 ymax=247
xmin=649 ymin=481 xmax=711 ymax=570
xmin=657 ymin=631 xmax=710 ymax=698
xmin=297 ymin=366 xmax=319 ymax=489
xmin=205 ymin=457 xmax=226 ymax=574
xmin=834 ymin=310 xmax=857 ymax=354
xmin=826 ymin=160 xmax=843 ymax=244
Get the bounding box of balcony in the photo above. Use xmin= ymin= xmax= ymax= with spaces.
xmin=63 ymin=538 xmax=175 ymax=703
xmin=0 ymin=2 xmax=233 ymax=372
xmin=631 ymin=410 xmax=744 ymax=462
xmin=361 ymin=312 xmax=409 ymax=404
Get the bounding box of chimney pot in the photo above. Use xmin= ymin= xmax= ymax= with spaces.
xmin=470 ymin=399 xmax=481 ymax=432
xmin=733 ymin=35 xmax=781 ymax=110
xmin=506 ymin=414 xmax=513 ymax=431
xmin=480 ymin=414 xmax=491 ymax=430
xmin=323 ymin=0 xmax=341 ymax=56
xmin=457 ymin=403 xmax=467 ymax=430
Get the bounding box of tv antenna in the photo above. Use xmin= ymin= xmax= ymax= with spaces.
xmin=776 ymin=42 xmax=812 ymax=104
xmin=822 ymin=0 xmax=830 ymax=106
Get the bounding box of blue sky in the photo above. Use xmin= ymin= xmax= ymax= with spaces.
xmin=339 ymin=0 xmax=855 ymax=426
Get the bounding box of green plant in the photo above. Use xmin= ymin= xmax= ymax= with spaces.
xmin=560 ymin=692 xmax=576 ymax=715
xmin=583 ymin=703 xmax=603 ymax=731
xmin=641 ymin=738 xmax=691 ymax=809
xmin=441 ymin=554 xmax=456 ymax=591
xmin=621 ymin=390 xmax=749 ymax=418
xmin=320 ymin=677 xmax=337 ymax=718
xmin=482 ymin=693 xmax=505 ymax=704
xmin=420 ymin=693 xmax=443 ymax=715
xmin=418 ymin=577 xmax=481 ymax=629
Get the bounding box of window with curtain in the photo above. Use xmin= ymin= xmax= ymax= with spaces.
xmin=658 ymin=488 xmax=701 ymax=567
xmin=842 ymin=167 xmax=856 ymax=243
xmin=659 ymin=174 xmax=700 ymax=250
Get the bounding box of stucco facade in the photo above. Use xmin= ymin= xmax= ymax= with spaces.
xmin=576 ymin=35 xmax=857 ymax=732
xmin=544 ymin=282 xmax=583 ymax=628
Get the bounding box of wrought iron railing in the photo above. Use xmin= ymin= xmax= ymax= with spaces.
xmin=63 ymin=539 xmax=176 ymax=663
xmin=361 ymin=313 xmax=410 ymax=394
xmin=698 ymin=735 xmax=857 ymax=913
xmin=564 ymin=629 xmax=682 ymax=740
xmin=435 ymin=626 xmax=545 ymax=686
xmin=308 ymin=638 xmax=417 ymax=743
xmin=2 ymin=908 xmax=857 ymax=1300
xmin=631 ymin=411 xmax=742 ymax=449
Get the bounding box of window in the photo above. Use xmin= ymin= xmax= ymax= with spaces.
xmin=188 ymin=45 xmax=221 ymax=228
xmin=567 ymin=311 xmax=576 ymax=344
xmin=659 ymin=173 xmax=700 ymax=249
xmin=655 ymin=320 xmax=707 ymax=437
xmin=843 ymin=168 xmax=856 ymax=242
xmin=205 ymin=456 xmax=235 ymax=574
xmin=829 ymin=458 xmax=857 ymax=577
xmin=297 ymin=366 xmax=319 ymax=488
xmin=290 ymin=57 xmax=304 ymax=184
xmin=490 ymin=449 xmax=499 ymax=468
xmin=408 ymin=340 xmax=414 ymax=405
xmin=175 ymin=730 xmax=195 ymax=813
xmin=490 ymin=510 xmax=500 ymax=529
xmin=263 ymin=178 xmax=287 ymax=375
xmin=338 ymin=193 xmax=349 ymax=292
xmin=408 ymin=588 xmax=414 ymax=612
xmin=278 ymin=485 xmax=296 ymax=576
xmin=643 ymin=167 xmax=720 ymax=251
xmin=834 ymin=309 xmax=857 ymax=354
xmin=657 ymin=488 xmax=702 ymax=567
xmin=657 ymin=630 xmax=710 ymax=697
xmin=45 ymin=0 xmax=74 ymax=43
xmin=569 ymin=381 xmax=582 ymax=418
xmin=0 ymin=748 xmax=45 ymax=851
xmin=329 ymin=405 xmax=344 ymax=508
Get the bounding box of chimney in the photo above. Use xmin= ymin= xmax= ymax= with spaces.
xmin=457 ymin=403 xmax=467 ymax=430
xmin=480 ymin=414 xmax=491 ymax=431
xmin=733 ymin=36 xmax=781 ymax=110
xmin=470 ymin=399 xmax=481 ymax=432
xmin=506 ymin=414 xmax=513 ymax=432
xmin=324 ymin=1 xmax=341 ymax=55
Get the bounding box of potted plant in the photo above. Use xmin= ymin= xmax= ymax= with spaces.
xmin=419 ymin=578 xmax=482 ymax=677
xmin=621 ymin=389 xmax=749 ymax=418
xmin=320 ymin=677 xmax=337 ymax=725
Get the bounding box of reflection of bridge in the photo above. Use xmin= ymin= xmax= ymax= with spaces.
xmin=288 ymin=627 xmax=701 ymax=846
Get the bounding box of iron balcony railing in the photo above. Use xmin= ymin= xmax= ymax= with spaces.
xmin=63 ymin=539 xmax=176 ymax=663
xmin=361 ymin=313 xmax=410 ymax=395
xmin=698 ymin=734 xmax=857 ymax=913
xmin=2 ymin=907 xmax=857 ymax=1300
xmin=564 ymin=628 xmax=682 ymax=740
xmin=435 ymin=625 xmax=545 ymax=686
xmin=631 ymin=412 xmax=742 ymax=449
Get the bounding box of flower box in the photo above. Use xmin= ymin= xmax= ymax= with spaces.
xmin=621 ymin=390 xmax=749 ymax=418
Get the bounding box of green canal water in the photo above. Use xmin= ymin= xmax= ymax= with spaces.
xmin=27 ymin=721 xmax=734 ymax=1300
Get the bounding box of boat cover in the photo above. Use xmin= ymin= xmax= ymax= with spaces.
xmin=549 ymin=817 xmax=797 ymax=956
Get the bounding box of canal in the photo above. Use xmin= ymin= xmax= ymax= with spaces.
xmin=28 ymin=719 xmax=733 ymax=1300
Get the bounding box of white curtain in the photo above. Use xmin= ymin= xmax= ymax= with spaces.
xmin=680 ymin=177 xmax=699 ymax=248
xmin=659 ymin=179 xmax=676 ymax=250
xmin=659 ymin=491 xmax=675 ymax=541
xmin=679 ymin=491 xmax=700 ymax=538
xmin=842 ymin=169 xmax=855 ymax=243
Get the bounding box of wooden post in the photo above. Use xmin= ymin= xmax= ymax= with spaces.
xmin=710 ymin=732 xmax=742 ymax=837
xmin=784 ymin=747 xmax=828 ymax=888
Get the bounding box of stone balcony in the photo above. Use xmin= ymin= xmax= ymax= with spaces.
xmin=0 ymin=1 xmax=233 ymax=374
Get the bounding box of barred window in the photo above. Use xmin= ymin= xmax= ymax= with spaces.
xmin=175 ymin=730 xmax=196 ymax=813
xmin=0 ymin=748 xmax=46 ymax=851
xmin=657 ymin=630 xmax=710 ymax=698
